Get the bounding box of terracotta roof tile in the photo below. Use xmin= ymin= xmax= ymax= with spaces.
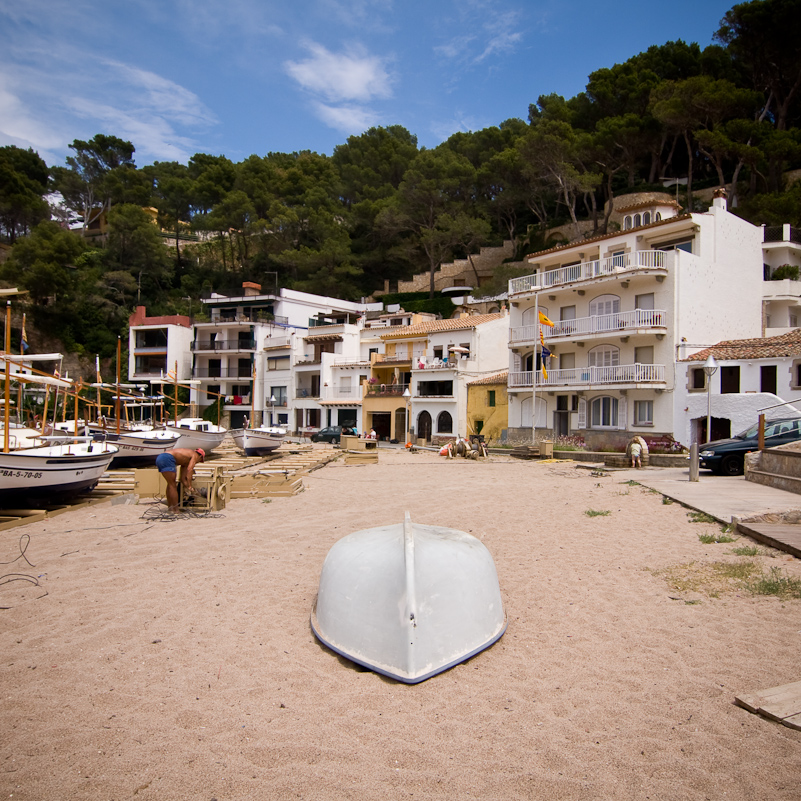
xmin=682 ymin=329 xmax=801 ymax=361
xmin=379 ymin=313 xmax=503 ymax=339
xmin=467 ymin=371 xmax=508 ymax=386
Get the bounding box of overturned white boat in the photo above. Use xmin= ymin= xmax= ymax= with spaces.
xmin=91 ymin=428 xmax=181 ymax=467
xmin=0 ymin=440 xmax=118 ymax=506
xmin=231 ymin=425 xmax=285 ymax=456
xmin=311 ymin=513 xmax=506 ymax=684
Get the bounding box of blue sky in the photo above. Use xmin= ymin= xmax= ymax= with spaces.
xmin=1 ymin=0 xmax=737 ymax=169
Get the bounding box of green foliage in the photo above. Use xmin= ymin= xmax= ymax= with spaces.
xmin=769 ymin=263 xmax=800 ymax=280
xmin=585 ymin=509 xmax=611 ymax=517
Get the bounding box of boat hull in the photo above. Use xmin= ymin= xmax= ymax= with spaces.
xmin=0 ymin=443 xmax=118 ymax=506
xmin=231 ymin=427 xmax=285 ymax=456
xmin=311 ymin=513 xmax=506 ymax=683
xmin=93 ymin=430 xmax=181 ymax=467
xmin=161 ymin=420 xmax=227 ymax=452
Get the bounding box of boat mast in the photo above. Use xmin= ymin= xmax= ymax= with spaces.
xmin=173 ymin=360 xmax=179 ymax=425
xmin=3 ymin=301 xmax=10 ymax=453
xmin=115 ymin=337 xmax=121 ymax=435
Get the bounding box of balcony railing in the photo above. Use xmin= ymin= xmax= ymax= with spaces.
xmin=509 ymin=363 xmax=666 ymax=388
xmin=192 ymin=339 xmax=256 ymax=351
xmin=195 ymin=367 xmax=253 ymax=378
xmin=509 ymin=251 xmax=667 ymax=295
xmin=510 ymin=309 xmax=667 ymax=343
xmin=321 ymin=385 xmax=363 ymax=400
xmin=365 ymin=382 xmax=409 ymax=397
xmin=764 ymin=225 xmax=801 ymax=244
xmin=295 ymin=388 xmax=320 ymax=399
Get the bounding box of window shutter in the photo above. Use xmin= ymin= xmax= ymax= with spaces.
xmin=578 ymin=397 xmax=587 ymax=429
xmin=617 ymin=395 xmax=627 ymax=430
xmin=513 ymin=353 xmax=522 ymax=372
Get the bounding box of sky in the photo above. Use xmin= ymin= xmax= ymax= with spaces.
xmin=0 ymin=0 xmax=738 ymax=169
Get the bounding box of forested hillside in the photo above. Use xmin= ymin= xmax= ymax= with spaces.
xmin=2 ymin=0 xmax=801 ymax=358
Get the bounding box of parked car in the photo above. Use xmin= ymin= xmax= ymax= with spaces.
xmin=311 ymin=426 xmax=344 ymax=444
xmin=700 ymin=417 xmax=801 ymax=475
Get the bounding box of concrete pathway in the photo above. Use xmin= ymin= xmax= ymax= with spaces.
xmin=612 ymin=466 xmax=801 ymax=525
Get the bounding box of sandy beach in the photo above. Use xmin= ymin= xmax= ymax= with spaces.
xmin=1 ymin=448 xmax=800 ymax=800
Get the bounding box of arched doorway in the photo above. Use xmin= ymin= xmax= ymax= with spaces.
xmin=437 ymin=411 xmax=453 ymax=434
xmin=394 ymin=407 xmax=406 ymax=441
xmin=417 ymin=410 xmax=432 ymax=442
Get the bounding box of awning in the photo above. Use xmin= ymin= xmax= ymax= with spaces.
xmin=304 ymin=334 xmax=343 ymax=343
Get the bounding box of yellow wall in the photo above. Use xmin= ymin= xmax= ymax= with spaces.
xmin=466 ymin=382 xmax=508 ymax=443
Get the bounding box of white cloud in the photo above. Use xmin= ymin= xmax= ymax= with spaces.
xmin=475 ymin=11 xmax=523 ymax=63
xmin=435 ymin=3 xmax=523 ymax=67
xmin=313 ymin=102 xmax=381 ymax=134
xmin=285 ymin=42 xmax=392 ymax=103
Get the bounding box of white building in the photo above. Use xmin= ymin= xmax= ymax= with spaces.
xmin=506 ymin=190 xmax=765 ymax=449
xmin=128 ymin=306 xmax=193 ymax=383
xmin=677 ymin=329 xmax=801 ymax=446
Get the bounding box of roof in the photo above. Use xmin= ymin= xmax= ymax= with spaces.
xmin=379 ymin=313 xmax=503 ymax=340
xmin=682 ymin=329 xmax=801 ymax=362
xmin=304 ymin=333 xmax=343 ymax=343
xmin=467 ymin=371 xmax=508 ymax=386
xmin=525 ymin=213 xmax=694 ymax=261
xmin=615 ymin=199 xmax=681 ymax=214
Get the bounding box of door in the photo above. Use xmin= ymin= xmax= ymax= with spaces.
xmin=720 ymin=366 xmax=740 ymax=394
xmin=760 ymin=365 xmax=777 ymax=395
xmin=417 ymin=410 xmax=432 ymax=442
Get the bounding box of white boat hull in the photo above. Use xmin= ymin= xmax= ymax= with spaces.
xmin=0 ymin=442 xmax=118 ymax=506
xmin=231 ymin=427 xmax=285 ymax=456
xmin=93 ymin=430 xmax=181 ymax=467
xmin=160 ymin=419 xmax=227 ymax=452
xmin=311 ymin=513 xmax=506 ymax=683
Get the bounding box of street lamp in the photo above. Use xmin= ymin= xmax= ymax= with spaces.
xmin=703 ymin=355 xmax=718 ymax=443
xmin=269 ymin=394 xmax=276 ymax=426
xmin=403 ymin=387 xmax=411 ymax=445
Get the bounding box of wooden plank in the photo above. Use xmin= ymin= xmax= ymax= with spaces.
xmin=783 ymin=713 xmax=801 ymax=731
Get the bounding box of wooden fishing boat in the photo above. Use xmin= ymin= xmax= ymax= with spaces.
xmin=0 ymin=440 xmax=118 ymax=506
xmin=230 ymin=425 xmax=286 ymax=456
xmin=311 ymin=513 xmax=506 ymax=684
xmin=160 ymin=418 xmax=227 ymax=452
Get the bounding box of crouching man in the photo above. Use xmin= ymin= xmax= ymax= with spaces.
xmin=155 ymin=448 xmax=206 ymax=511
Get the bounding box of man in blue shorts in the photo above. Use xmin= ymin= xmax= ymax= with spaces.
xmin=155 ymin=447 xmax=205 ymax=511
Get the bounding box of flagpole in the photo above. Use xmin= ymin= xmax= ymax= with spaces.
xmin=532 ymin=291 xmax=538 ymax=445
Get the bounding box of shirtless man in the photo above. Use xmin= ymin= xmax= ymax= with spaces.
xmin=155 ymin=448 xmax=205 ymax=511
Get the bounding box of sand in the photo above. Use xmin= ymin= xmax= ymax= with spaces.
xmin=1 ymin=449 xmax=800 ymax=800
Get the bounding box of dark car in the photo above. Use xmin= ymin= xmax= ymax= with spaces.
xmin=700 ymin=417 xmax=801 ymax=475
xmin=311 ymin=426 xmax=344 ymax=444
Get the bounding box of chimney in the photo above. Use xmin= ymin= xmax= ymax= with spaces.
xmin=242 ymin=281 xmax=262 ymax=297
xmin=711 ymin=187 xmax=727 ymax=211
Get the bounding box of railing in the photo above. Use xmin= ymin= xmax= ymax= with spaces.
xmin=764 ymin=225 xmax=801 ymax=244
xmin=295 ymin=388 xmax=320 ymax=399
xmin=510 ymin=309 xmax=667 ymax=343
xmin=192 ymin=339 xmax=256 ymax=351
xmin=509 ymin=363 xmax=666 ymax=388
xmin=509 ymin=251 xmax=667 ymax=295
xmin=366 ymin=382 xmax=409 ymax=397
xmin=321 ymin=385 xmax=363 ymax=400
xmin=415 ymin=360 xmax=453 ymax=370
xmin=263 ymin=336 xmax=291 ymax=349
xmin=379 ymin=355 xmax=412 ymax=363
xmin=195 ymin=367 xmax=253 ymax=378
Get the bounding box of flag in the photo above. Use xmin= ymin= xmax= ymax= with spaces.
xmin=541 ymin=363 xmax=548 ymax=381
xmin=540 ymin=326 xmax=545 ymax=347
xmin=538 ymin=310 xmax=555 ymax=326
xmin=21 ymin=314 xmax=29 ymax=353
xmin=541 ymin=346 xmax=551 ymax=359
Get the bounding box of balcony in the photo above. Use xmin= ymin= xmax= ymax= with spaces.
xmin=510 ymin=309 xmax=667 ymax=344
xmin=764 ymin=225 xmax=801 ymax=245
xmin=365 ymin=382 xmax=409 ymax=397
xmin=192 ymin=339 xmax=256 ymax=352
xmin=509 ymin=251 xmax=667 ymax=296
xmin=509 ymin=363 xmax=666 ymax=389
xmin=321 ymin=385 xmax=363 ymax=402
xmin=295 ymin=388 xmax=320 ymax=400
xmin=195 ymin=367 xmax=253 ymax=378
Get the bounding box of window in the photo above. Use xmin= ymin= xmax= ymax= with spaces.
xmin=720 ymin=365 xmax=740 ymax=394
xmin=488 ymin=390 xmax=496 ymax=407
xmin=475 ymin=420 xmax=484 ymax=434
xmin=433 ymin=347 xmax=443 ymax=359
xmin=634 ymin=346 xmax=654 ymax=364
xmin=634 ymin=213 xmax=641 ymax=227
xmin=655 ymin=212 xmax=662 ymax=221
xmin=437 ymin=411 xmax=453 ymax=433
xmin=267 ymin=356 xmax=290 ymax=370
xmin=642 ymin=212 xmax=651 ymax=225
xmin=588 ymin=345 xmax=619 ymax=368
xmin=691 ymin=368 xmax=706 ymax=390
xmin=634 ymin=400 xmax=654 ymax=425
xmin=635 ymin=293 xmax=654 ymax=310
xmin=270 ymin=387 xmax=287 ymax=406
xmin=624 ymin=216 xmax=632 ymax=230
xmin=590 ymin=396 xmax=618 ymax=428
xmin=560 ymin=352 xmax=575 ymax=370
xmin=369 ymin=347 xmax=378 ymax=356
xmin=207 ymin=384 xmax=220 ymax=401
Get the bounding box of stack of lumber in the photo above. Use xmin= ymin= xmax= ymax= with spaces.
xmin=344 ymin=450 xmax=379 ymax=465
xmin=735 ymin=679 xmax=801 ymax=731
xmin=510 ymin=445 xmax=541 ymax=459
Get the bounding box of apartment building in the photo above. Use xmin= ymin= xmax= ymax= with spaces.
xmin=368 ymin=313 xmax=508 ymax=443
xmin=128 ymin=306 xmax=193 ymax=383
xmin=506 ymin=190 xmax=765 ymax=449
